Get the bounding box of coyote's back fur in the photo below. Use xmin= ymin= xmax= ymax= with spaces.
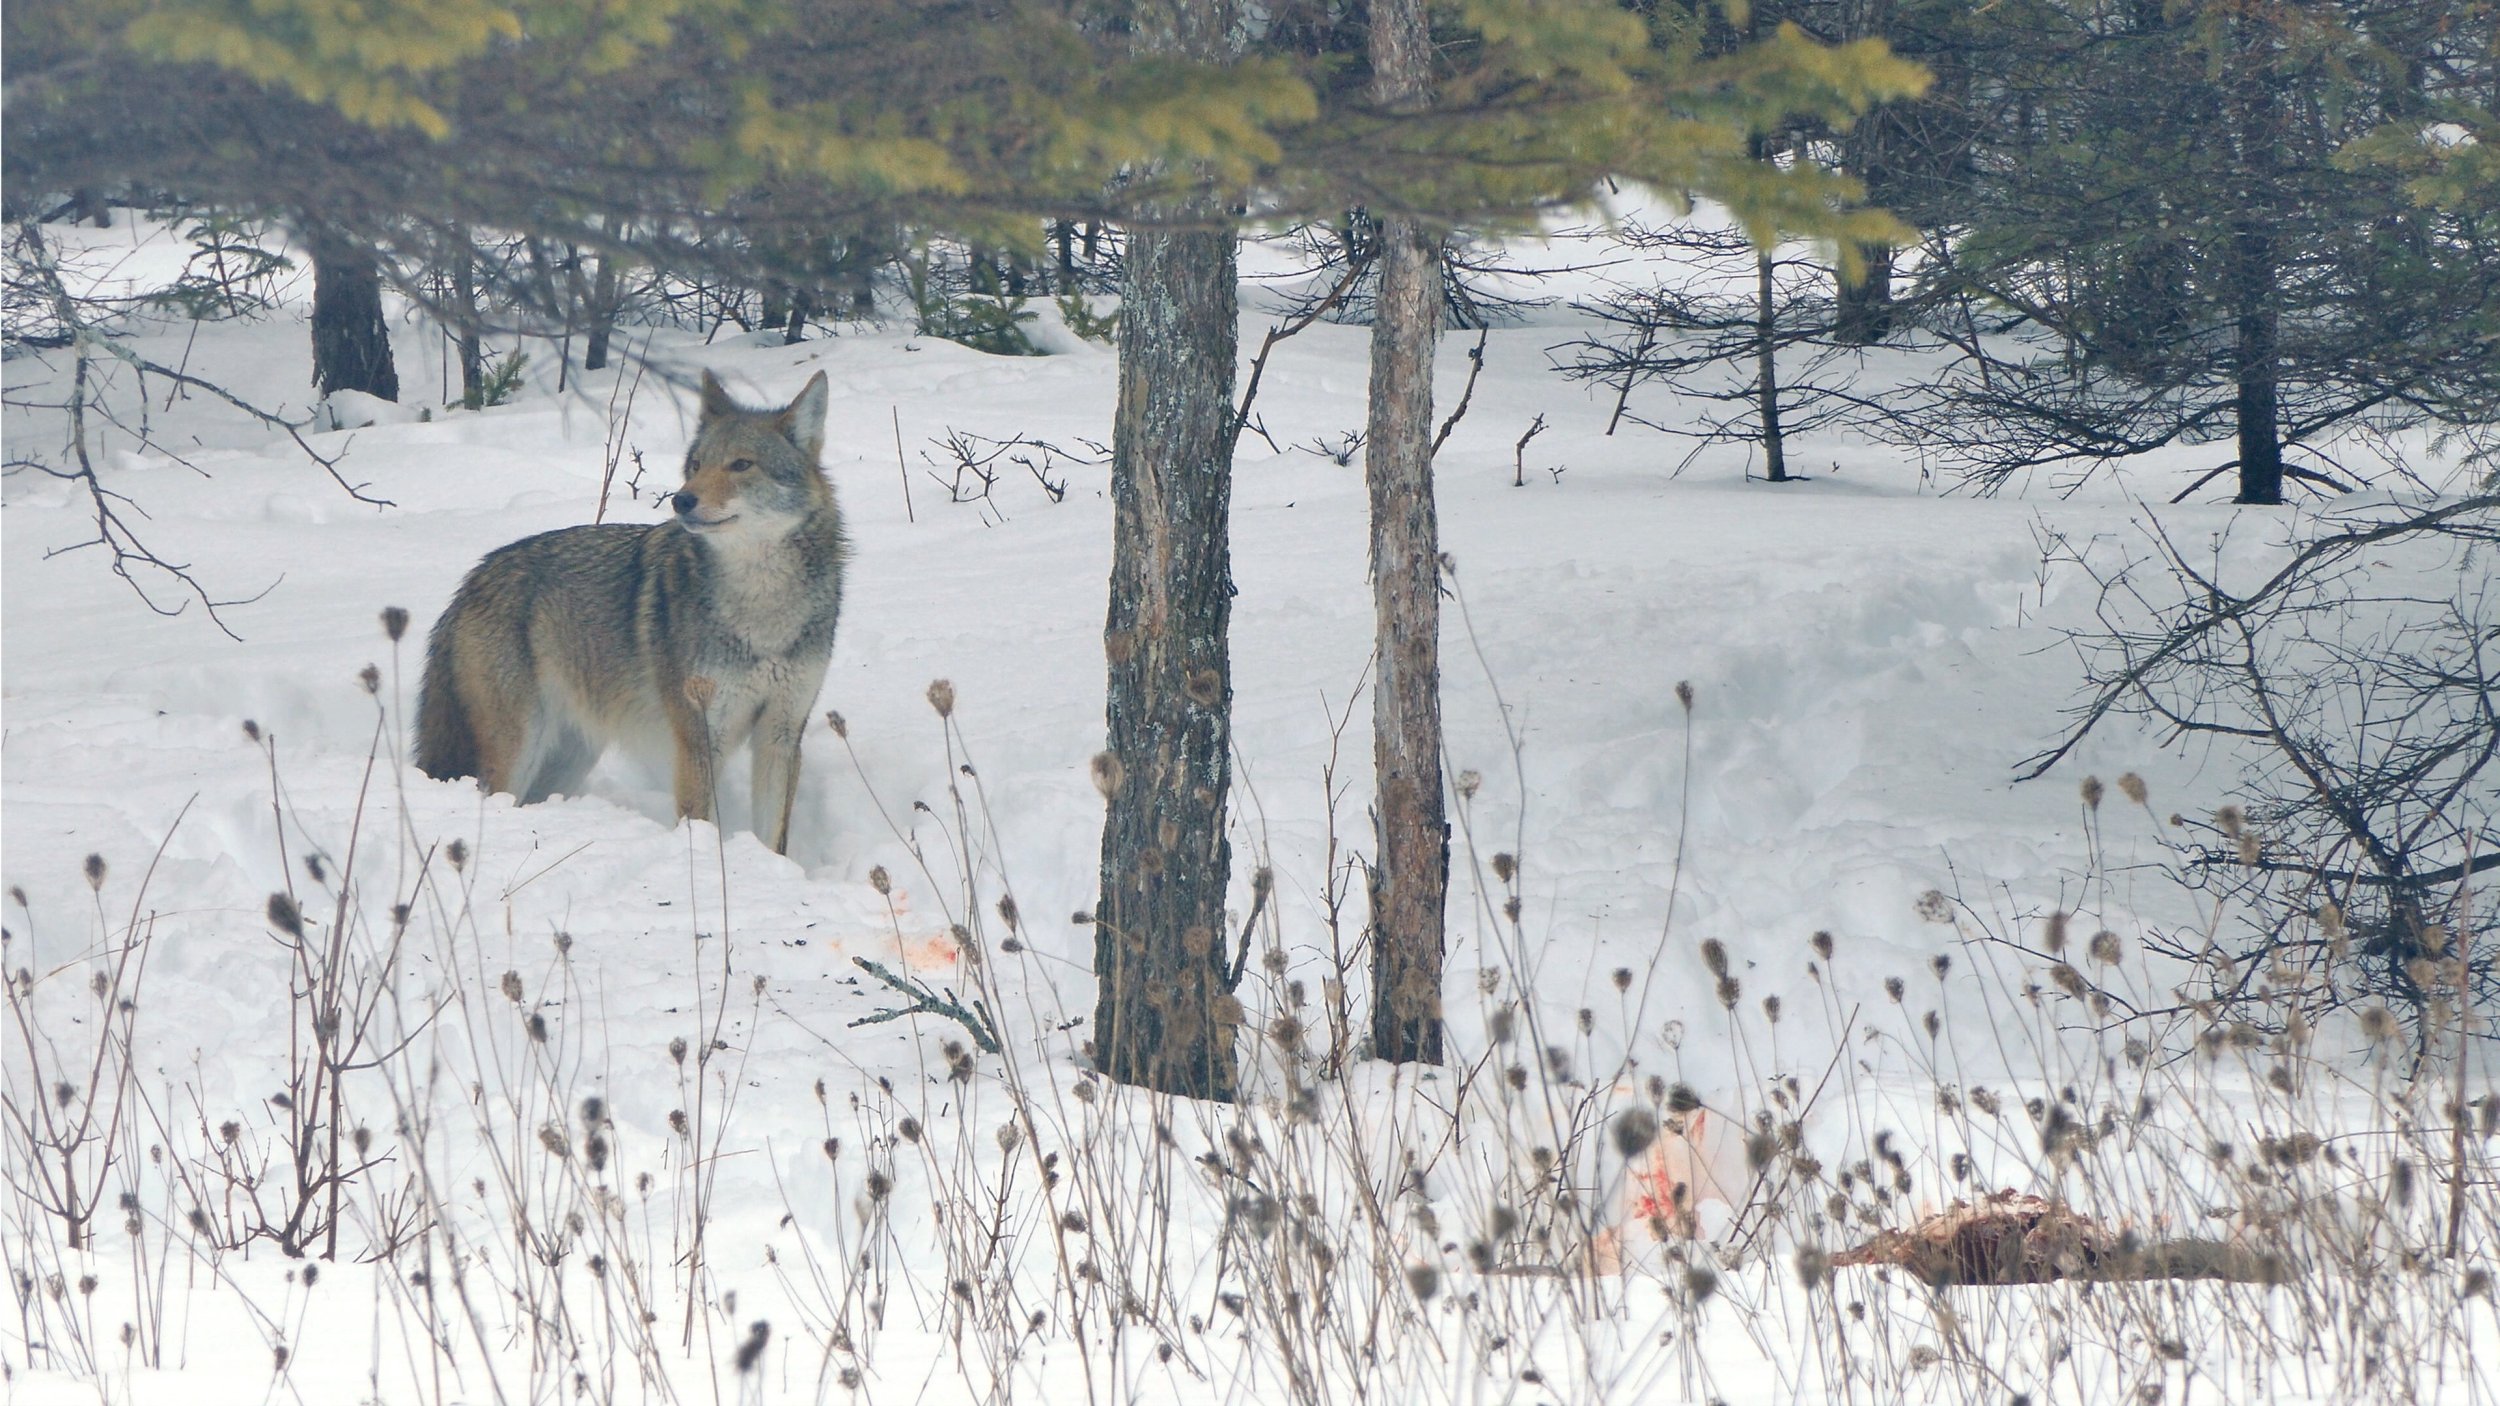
xmin=415 ymin=370 xmax=846 ymax=853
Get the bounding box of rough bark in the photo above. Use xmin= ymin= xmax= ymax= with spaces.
xmin=1834 ymin=242 xmax=1896 ymax=346
xmin=2233 ymin=221 xmax=2283 ymax=506
xmin=1092 ymin=213 xmax=1241 ymax=1099
xmin=1364 ymin=0 xmax=1447 ymax=1066
xmin=583 ymin=250 xmax=622 ymax=370
xmin=307 ymin=227 xmax=399 ymax=402
xmin=2231 ymin=29 xmax=2285 ymax=507
xmin=452 ymin=241 xmax=484 ymax=408
xmin=1090 ymin=0 xmax=1243 ymax=1102
xmin=1756 ymin=250 xmax=1788 ymax=482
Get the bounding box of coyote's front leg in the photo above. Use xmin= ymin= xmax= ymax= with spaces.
xmin=668 ymin=675 xmax=722 ymax=828
xmin=750 ymin=662 xmax=828 ymax=855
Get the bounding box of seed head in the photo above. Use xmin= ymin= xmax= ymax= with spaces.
xmin=358 ymin=664 xmax=381 ymax=695
xmin=2117 ymin=772 xmax=2147 ymax=806
xmin=84 ymin=854 xmax=107 ymax=891
xmin=925 ymin=679 xmax=955 ymax=718
xmin=1089 ymin=752 xmax=1122 ymax=798
xmin=1674 ymin=680 xmax=1694 ymax=711
xmin=1795 ymin=1246 xmax=1829 ymax=1289
xmin=266 ymin=893 xmax=304 ymax=938
xmin=381 ymin=606 xmax=409 ymax=641
xmin=2080 ymin=776 xmax=2104 ymax=811
xmin=824 ymin=710 xmax=847 ymax=738
xmin=734 ymin=1320 xmax=770 ymax=1373
xmin=1612 ymin=1108 xmax=1660 ymax=1159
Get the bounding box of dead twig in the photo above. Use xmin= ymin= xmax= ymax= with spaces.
xmin=848 ymin=957 xmax=1000 ymax=1055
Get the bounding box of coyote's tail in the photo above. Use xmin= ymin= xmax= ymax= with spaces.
xmin=413 ymin=623 xmax=476 ymax=781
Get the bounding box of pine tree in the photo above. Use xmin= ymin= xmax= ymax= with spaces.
xmin=305 ymin=224 xmax=399 ymax=401
xmin=1916 ymin=0 xmax=2500 ymax=503
xmin=1091 ymin=0 xmax=1251 ymax=1103
xmin=1362 ymin=0 xmax=1450 ymax=1067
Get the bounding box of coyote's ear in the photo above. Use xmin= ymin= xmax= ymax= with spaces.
xmin=775 ymin=370 xmax=830 ymax=463
xmin=697 ymin=371 xmax=740 ymax=423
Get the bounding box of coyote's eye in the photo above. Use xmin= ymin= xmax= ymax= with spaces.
xmin=728 ymin=458 xmax=756 ymax=473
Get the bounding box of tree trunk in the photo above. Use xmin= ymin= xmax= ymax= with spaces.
xmin=452 ymin=240 xmax=484 ymax=408
xmin=1834 ymin=242 xmax=1896 ymax=345
xmin=1363 ymin=0 xmax=1447 ymax=1067
xmin=1092 ymin=214 xmax=1241 ymax=1100
xmin=1090 ymin=0 xmax=1244 ymax=1103
xmin=2230 ymin=20 xmax=2284 ymax=507
xmin=2232 ymin=221 xmax=2282 ymax=506
xmin=583 ymin=250 xmax=622 ymax=370
xmin=308 ymin=228 xmax=399 ymax=402
xmin=782 ymin=288 xmax=812 ymax=346
xmin=1756 ymin=250 xmax=1788 ymax=482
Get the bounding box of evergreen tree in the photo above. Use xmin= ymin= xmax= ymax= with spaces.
xmin=305 ymin=225 xmax=400 ymax=401
xmin=1914 ymin=0 xmax=2500 ymax=503
xmin=1362 ymin=0 xmax=1450 ymax=1068
xmin=1091 ymin=0 xmax=1254 ymax=1102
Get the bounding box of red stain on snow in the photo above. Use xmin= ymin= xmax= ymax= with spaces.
xmin=1627 ymin=1106 xmax=1736 ymax=1240
xmin=874 ymin=887 xmax=961 ymax=971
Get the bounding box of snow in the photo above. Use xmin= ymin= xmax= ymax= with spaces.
xmin=4 ymin=215 xmax=2492 ymax=1404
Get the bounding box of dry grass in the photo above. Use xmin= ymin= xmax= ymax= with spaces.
xmin=3 ymin=646 xmax=2494 ymax=1405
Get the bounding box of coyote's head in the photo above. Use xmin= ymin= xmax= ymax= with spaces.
xmin=671 ymin=370 xmax=833 ymax=538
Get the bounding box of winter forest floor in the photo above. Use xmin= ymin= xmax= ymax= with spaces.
xmin=4 ymin=215 xmax=2496 ymax=1405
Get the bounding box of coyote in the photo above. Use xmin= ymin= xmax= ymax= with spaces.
xmin=415 ymin=371 xmax=846 ymax=854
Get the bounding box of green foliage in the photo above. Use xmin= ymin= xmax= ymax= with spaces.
xmin=117 ymin=0 xmax=688 ymax=137
xmin=923 ymin=293 xmax=1042 ymax=357
xmin=466 ymin=348 xmax=528 ymax=408
xmin=1901 ymin=0 xmax=2499 ymax=494
xmin=2343 ymin=108 xmax=2500 ymax=218
xmin=905 ymin=246 xmax=1042 ymax=357
xmin=1056 ymin=291 xmax=1119 ymax=346
xmin=147 ymin=215 xmax=292 ymax=320
xmin=9 ymin=0 xmax=1936 ymax=298
xmin=1268 ymin=5 xmax=1929 ymax=251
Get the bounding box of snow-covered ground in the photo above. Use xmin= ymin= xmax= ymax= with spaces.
xmin=4 ymin=217 xmax=2493 ymax=1405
